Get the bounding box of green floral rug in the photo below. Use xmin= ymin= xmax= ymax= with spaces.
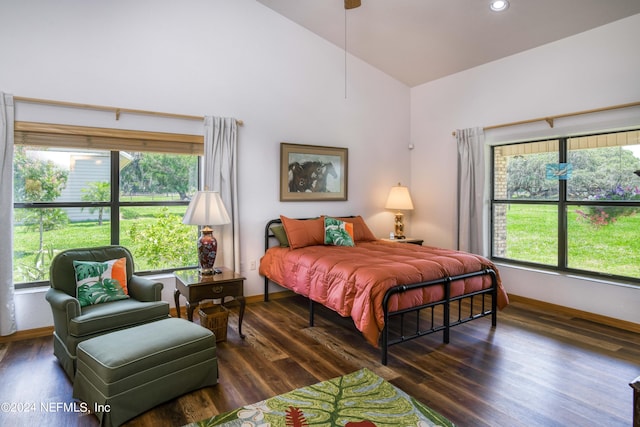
xmin=186 ymin=368 xmax=453 ymax=427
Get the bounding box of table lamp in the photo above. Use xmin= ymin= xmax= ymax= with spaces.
xmin=385 ymin=182 xmax=414 ymax=239
xmin=182 ymin=191 xmax=231 ymax=275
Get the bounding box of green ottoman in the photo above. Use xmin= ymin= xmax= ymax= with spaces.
xmin=73 ymin=317 xmax=217 ymax=427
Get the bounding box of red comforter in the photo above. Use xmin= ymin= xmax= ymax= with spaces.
xmin=259 ymin=240 xmax=509 ymax=346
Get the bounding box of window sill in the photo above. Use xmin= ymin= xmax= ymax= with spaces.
xmin=493 ymin=261 xmax=639 ymax=290
xmin=15 ymin=286 xmax=49 ymax=295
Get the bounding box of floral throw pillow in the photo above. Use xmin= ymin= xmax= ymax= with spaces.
xmin=324 ymin=216 xmax=355 ymax=247
xmin=73 ymin=258 xmax=129 ymax=307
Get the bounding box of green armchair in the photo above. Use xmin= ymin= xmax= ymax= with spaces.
xmin=46 ymin=246 xmax=170 ymax=380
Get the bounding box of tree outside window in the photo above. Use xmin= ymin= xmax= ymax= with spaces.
xmin=492 ymin=129 xmax=640 ymax=281
xmin=13 ymin=147 xmax=199 ymax=287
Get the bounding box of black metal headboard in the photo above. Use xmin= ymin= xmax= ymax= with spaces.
xmin=264 ymin=218 xmax=283 ymax=252
xmin=263 ymin=216 xmax=357 ymax=301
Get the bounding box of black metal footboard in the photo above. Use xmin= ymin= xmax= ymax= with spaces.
xmin=380 ymin=268 xmax=498 ymax=365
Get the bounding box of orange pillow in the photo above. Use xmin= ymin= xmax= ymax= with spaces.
xmin=336 ymin=216 xmax=377 ymax=241
xmin=345 ymin=222 xmax=354 ymax=240
xmin=109 ymin=257 xmax=128 ymax=294
xmin=280 ymin=215 xmax=325 ymax=249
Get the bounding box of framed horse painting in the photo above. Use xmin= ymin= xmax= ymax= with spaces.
xmin=280 ymin=143 xmax=348 ymax=201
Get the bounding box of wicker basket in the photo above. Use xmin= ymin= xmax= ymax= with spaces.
xmin=198 ymin=303 xmax=229 ymax=342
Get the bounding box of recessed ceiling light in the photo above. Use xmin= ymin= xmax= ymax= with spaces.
xmin=490 ymin=0 xmax=509 ymax=12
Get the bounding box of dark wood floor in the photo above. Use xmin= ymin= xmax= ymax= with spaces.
xmin=1 ymin=294 xmax=638 ymax=427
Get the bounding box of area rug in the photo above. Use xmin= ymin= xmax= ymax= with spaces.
xmin=185 ymin=368 xmax=453 ymax=427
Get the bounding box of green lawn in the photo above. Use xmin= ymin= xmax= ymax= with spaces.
xmin=14 ymin=205 xmax=197 ymax=283
xmin=504 ymin=204 xmax=640 ymax=278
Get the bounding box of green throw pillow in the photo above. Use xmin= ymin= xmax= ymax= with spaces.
xmin=324 ymin=216 xmax=355 ymax=247
xmin=270 ymin=224 xmax=290 ymax=247
xmin=73 ymin=259 xmax=130 ymax=307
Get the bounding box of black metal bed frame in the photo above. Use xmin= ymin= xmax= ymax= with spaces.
xmin=263 ymin=218 xmax=499 ymax=365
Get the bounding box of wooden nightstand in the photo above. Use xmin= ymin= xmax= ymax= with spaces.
xmin=174 ymin=268 xmax=246 ymax=338
xmin=381 ymin=237 xmax=424 ymax=245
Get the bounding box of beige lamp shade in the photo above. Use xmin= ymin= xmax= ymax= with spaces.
xmin=385 ymin=183 xmax=414 ymax=211
xmin=182 ymin=191 xmax=231 ymax=226
xmin=385 ymin=183 xmax=413 ymax=239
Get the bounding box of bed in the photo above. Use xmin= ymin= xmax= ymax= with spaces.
xmin=260 ymin=215 xmax=509 ymax=365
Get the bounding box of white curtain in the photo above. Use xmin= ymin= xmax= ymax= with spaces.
xmin=456 ymin=127 xmax=486 ymax=255
xmin=0 ymin=92 xmax=17 ymax=336
xmin=203 ymin=116 xmax=240 ymax=272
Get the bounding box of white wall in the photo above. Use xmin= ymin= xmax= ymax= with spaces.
xmin=410 ymin=14 xmax=640 ymax=324
xmin=0 ymin=0 xmax=410 ymax=331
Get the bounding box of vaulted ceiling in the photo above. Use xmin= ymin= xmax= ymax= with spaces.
xmin=256 ymin=0 xmax=640 ymax=87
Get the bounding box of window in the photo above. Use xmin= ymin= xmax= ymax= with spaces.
xmin=491 ymin=129 xmax=640 ymax=282
xmin=13 ymin=123 xmax=202 ymax=288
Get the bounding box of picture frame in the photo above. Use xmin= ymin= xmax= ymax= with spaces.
xmin=280 ymin=142 xmax=348 ymax=201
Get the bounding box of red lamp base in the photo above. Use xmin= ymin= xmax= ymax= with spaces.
xmin=197 ymin=227 xmax=218 ymax=275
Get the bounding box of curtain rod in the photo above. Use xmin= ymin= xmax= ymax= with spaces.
xmin=13 ymin=96 xmax=243 ymax=126
xmin=452 ymin=100 xmax=640 ymax=137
